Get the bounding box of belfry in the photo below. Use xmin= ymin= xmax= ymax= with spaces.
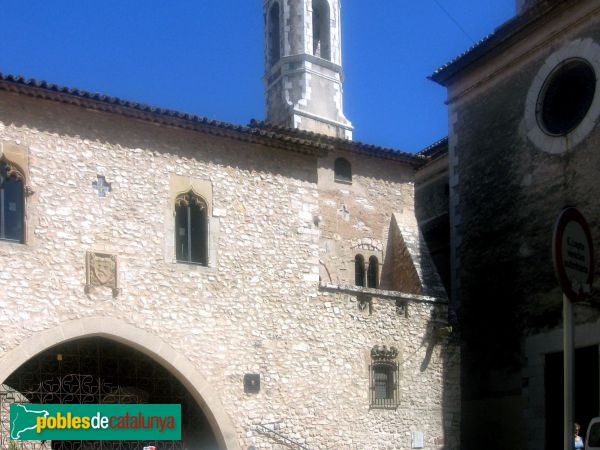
xmin=263 ymin=0 xmax=353 ymax=139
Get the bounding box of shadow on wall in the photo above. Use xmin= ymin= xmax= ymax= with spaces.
xmin=379 ymin=210 xmax=460 ymax=448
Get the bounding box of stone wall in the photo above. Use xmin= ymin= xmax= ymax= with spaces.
xmin=0 ymin=90 xmax=458 ymax=449
xmin=317 ymin=150 xmax=415 ymax=289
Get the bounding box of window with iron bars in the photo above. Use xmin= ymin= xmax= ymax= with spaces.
xmin=369 ymin=345 xmax=399 ymax=409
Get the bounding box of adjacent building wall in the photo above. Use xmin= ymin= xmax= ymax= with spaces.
xmin=440 ymin=3 xmax=600 ymax=449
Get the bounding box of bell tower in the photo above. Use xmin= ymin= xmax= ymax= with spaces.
xmin=263 ymin=0 xmax=353 ymax=139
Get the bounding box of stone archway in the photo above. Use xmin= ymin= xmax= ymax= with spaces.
xmin=0 ymin=318 xmax=239 ymax=450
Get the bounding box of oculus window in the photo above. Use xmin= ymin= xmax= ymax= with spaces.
xmin=537 ymin=58 xmax=596 ymax=136
xmin=175 ymin=191 xmax=208 ymax=266
xmin=0 ymin=158 xmax=25 ymax=243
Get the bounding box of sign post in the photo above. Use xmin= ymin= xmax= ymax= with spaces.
xmin=553 ymin=207 xmax=595 ymax=450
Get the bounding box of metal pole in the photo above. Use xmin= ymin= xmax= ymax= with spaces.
xmin=564 ymin=293 xmax=574 ymax=450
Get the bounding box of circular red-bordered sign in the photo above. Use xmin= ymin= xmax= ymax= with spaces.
xmin=553 ymin=207 xmax=595 ymax=301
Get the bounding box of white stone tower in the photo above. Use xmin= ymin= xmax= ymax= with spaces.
xmin=263 ymin=0 xmax=353 ymax=139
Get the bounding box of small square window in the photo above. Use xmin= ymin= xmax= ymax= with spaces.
xmin=334 ymin=157 xmax=352 ymax=183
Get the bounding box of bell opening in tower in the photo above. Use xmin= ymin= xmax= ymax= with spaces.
xmin=268 ymin=2 xmax=281 ymax=67
xmin=312 ymin=0 xmax=331 ymax=61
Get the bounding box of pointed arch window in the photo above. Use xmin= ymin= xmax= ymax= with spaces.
xmin=334 ymin=157 xmax=352 ymax=183
xmin=175 ymin=191 xmax=208 ymax=266
xmin=355 ymin=254 xmax=366 ymax=287
xmin=312 ymin=0 xmax=331 ymax=61
xmin=268 ymin=2 xmax=281 ymax=66
xmin=0 ymin=158 xmax=25 ymax=243
xmin=367 ymin=256 xmax=379 ymax=288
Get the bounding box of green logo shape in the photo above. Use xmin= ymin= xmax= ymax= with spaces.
xmin=10 ymin=404 xmax=181 ymax=441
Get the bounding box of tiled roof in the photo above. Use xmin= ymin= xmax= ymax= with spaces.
xmin=417 ymin=136 xmax=448 ymax=160
xmin=0 ymin=73 xmax=426 ymax=167
xmin=429 ymin=0 xmax=570 ymax=86
xmin=248 ymin=120 xmax=425 ymax=167
xmin=0 ymin=73 xmax=329 ymax=157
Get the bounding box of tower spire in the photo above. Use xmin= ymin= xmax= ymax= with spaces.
xmin=264 ymin=0 xmax=353 ymax=139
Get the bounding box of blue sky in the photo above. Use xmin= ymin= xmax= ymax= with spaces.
xmin=2 ymin=1 xmax=514 ymax=152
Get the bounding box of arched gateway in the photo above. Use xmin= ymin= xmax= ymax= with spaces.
xmin=0 ymin=318 xmax=239 ymax=450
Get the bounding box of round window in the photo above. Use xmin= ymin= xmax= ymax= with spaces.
xmin=537 ymin=58 xmax=597 ymax=136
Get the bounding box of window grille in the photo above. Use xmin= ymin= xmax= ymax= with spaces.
xmin=175 ymin=191 xmax=208 ymax=265
xmin=369 ymin=345 xmax=399 ymax=409
xmin=334 ymin=157 xmax=352 ymax=183
xmin=0 ymin=158 xmax=25 ymax=243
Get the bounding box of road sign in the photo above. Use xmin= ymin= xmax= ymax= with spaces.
xmin=553 ymin=207 xmax=595 ymax=301
xmin=553 ymin=207 xmax=595 ymax=450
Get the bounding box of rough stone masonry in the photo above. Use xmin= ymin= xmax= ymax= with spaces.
xmin=0 ymin=82 xmax=460 ymax=450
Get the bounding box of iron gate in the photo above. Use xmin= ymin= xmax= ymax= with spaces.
xmin=0 ymin=338 xmax=216 ymax=450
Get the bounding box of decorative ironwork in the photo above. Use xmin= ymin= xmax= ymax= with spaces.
xmin=0 ymin=338 xmax=217 ymax=450
xmin=369 ymin=345 xmax=400 ymax=409
xmin=85 ymin=252 xmax=119 ymax=297
xmin=1 ymin=379 xmax=185 ymax=450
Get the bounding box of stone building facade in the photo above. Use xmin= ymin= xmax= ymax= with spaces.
xmin=0 ymin=1 xmax=459 ymax=449
xmin=428 ymin=1 xmax=600 ymax=449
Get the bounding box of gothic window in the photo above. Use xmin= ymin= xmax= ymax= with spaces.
xmin=268 ymin=2 xmax=281 ymax=66
xmin=367 ymin=256 xmax=379 ymax=288
xmin=312 ymin=0 xmax=331 ymax=61
xmin=370 ymin=345 xmax=399 ymax=409
xmin=334 ymin=157 xmax=352 ymax=183
xmin=175 ymin=191 xmax=208 ymax=266
xmin=0 ymin=158 xmax=25 ymax=243
xmin=355 ymin=254 xmax=365 ymax=287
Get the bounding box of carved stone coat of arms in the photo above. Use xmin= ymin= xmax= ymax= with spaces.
xmin=85 ymin=252 xmax=119 ymax=296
